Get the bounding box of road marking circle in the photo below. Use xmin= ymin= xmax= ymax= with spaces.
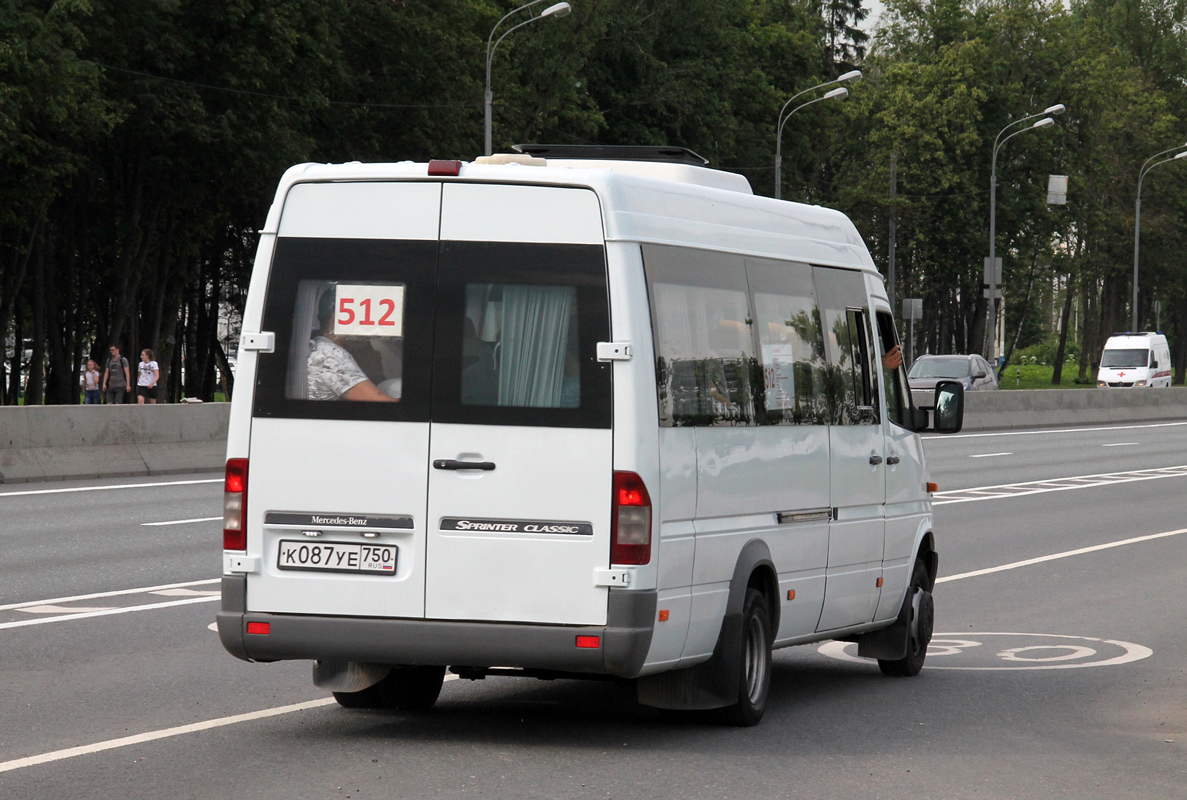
xmin=997 ymin=645 xmax=1096 ymax=663
xmin=818 ymin=632 xmax=1152 ymax=671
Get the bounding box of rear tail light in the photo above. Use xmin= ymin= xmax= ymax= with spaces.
xmin=611 ymin=471 xmax=651 ymax=565
xmin=224 ymin=458 xmax=248 ymax=551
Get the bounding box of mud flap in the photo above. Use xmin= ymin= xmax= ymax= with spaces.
xmin=635 ymin=612 xmax=742 ymax=710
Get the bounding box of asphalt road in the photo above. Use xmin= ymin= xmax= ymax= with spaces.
xmin=2 ymin=421 xmax=1185 ymax=799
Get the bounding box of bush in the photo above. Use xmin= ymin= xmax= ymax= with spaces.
xmin=1013 ymin=334 xmax=1078 ymax=367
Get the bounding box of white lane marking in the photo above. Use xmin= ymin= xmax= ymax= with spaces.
xmin=142 ymin=517 xmax=221 ymax=527
xmin=151 ymin=588 xmax=220 ymax=597
xmin=0 ymin=698 xmax=338 ymax=774
xmin=969 ymin=452 xmax=1012 ymax=458
xmin=936 ymin=527 xmax=1187 ymax=584
xmin=0 ymin=596 xmax=217 ymax=630
xmin=17 ymin=604 xmax=117 ymax=615
xmin=0 ymin=578 xmax=219 ymax=612
xmin=933 ymin=464 xmax=1187 ymax=504
xmin=0 ymin=674 xmax=462 ymax=774
xmin=207 ymin=622 xmax=218 ymax=631
xmin=922 ymin=420 xmax=1187 ymax=440
xmin=0 ymin=478 xmax=221 ymax=499
xmin=1102 ymin=442 xmax=1139 ymax=447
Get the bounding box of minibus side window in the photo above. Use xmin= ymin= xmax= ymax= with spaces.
xmin=744 ymin=257 xmax=829 ymax=425
xmin=642 ymin=245 xmax=756 ymax=427
xmin=813 ymin=267 xmax=879 ymax=426
xmin=875 ymin=309 xmax=914 ymax=430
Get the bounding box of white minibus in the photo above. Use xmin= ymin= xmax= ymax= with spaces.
xmin=217 ymin=145 xmax=964 ymax=725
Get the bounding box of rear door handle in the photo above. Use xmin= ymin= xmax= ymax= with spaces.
xmin=433 ymin=459 xmax=496 ymax=471
xmin=869 ymin=455 xmax=883 ymax=466
xmin=886 ymin=455 xmax=901 ymax=465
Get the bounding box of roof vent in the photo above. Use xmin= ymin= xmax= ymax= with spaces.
xmin=475 ymin=153 xmax=547 ymax=166
xmin=514 ymin=144 xmax=709 ymax=166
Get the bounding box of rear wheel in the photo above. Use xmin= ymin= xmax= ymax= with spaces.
xmin=332 ymin=665 xmax=446 ymax=711
xmin=878 ymin=559 xmax=933 ymax=677
xmin=718 ymin=587 xmax=772 ymax=726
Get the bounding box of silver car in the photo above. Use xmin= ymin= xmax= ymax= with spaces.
xmin=908 ymin=354 xmax=998 ymax=407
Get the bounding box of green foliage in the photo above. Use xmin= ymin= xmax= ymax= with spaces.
xmin=0 ymin=0 xmax=1185 ymax=402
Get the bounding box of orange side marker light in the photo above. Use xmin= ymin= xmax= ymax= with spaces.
xmin=876 ymin=577 xmax=884 ymax=588
xmin=786 ymin=590 xmax=796 ymax=601
xmin=658 ymin=609 xmax=670 ymax=622
xmin=926 ymin=482 xmax=938 ymax=493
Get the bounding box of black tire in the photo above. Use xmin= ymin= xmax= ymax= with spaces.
xmin=332 ymin=665 xmax=446 ymax=711
xmin=878 ymin=559 xmax=934 ymax=677
xmin=718 ymin=587 xmax=772 ymax=727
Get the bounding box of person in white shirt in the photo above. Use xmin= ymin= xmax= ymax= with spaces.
xmin=137 ymin=349 xmax=160 ymax=405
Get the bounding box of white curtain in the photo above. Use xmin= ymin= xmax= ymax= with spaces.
xmin=497 ymin=285 xmax=575 ymax=407
xmin=285 ymin=280 xmax=325 ymax=399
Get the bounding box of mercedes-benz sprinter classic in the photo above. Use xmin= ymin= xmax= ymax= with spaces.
xmin=217 ymin=145 xmax=965 ymax=726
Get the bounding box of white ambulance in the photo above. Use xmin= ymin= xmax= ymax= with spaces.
xmin=217 ymin=145 xmax=965 ymax=726
xmin=1096 ymin=332 xmax=1172 ymax=387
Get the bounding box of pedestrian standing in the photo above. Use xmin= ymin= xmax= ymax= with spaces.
xmin=137 ymin=348 xmax=160 ymax=405
xmin=83 ymin=359 xmax=101 ymax=404
xmin=102 ymin=344 xmax=131 ymax=404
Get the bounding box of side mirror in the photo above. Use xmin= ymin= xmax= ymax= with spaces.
xmin=1152 ymin=360 xmax=1160 ymax=369
xmin=932 ymin=381 xmax=964 ymax=433
xmin=972 ymin=371 xmax=987 ymax=379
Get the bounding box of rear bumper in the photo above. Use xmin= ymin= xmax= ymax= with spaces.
xmin=217 ymin=576 xmax=656 ymax=679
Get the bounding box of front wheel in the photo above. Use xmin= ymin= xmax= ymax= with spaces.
xmin=718 ymin=587 xmax=772 ymax=726
xmin=878 ymin=559 xmax=934 ymax=677
xmin=333 ymin=665 xmax=446 ymax=711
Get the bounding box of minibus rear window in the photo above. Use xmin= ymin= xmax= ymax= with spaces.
xmin=461 ymin=283 xmax=581 ymax=409
xmin=253 ymin=238 xmax=436 ymax=422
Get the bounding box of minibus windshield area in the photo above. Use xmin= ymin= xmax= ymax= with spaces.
xmin=908 ymin=358 xmax=970 ymax=380
xmin=1100 ymin=349 xmax=1150 ymax=369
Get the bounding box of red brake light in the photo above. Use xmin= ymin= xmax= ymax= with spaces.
xmin=575 ymin=635 xmax=600 ymax=649
xmin=246 ymin=621 xmax=270 ymax=635
xmin=224 ymin=458 xmax=248 ymax=551
xmin=428 ymin=159 xmax=463 ymax=176
xmin=611 ymin=471 xmax=651 ymax=565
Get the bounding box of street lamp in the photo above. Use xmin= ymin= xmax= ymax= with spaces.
xmin=984 ymin=105 xmax=1064 ymax=365
xmin=1132 ymin=144 xmax=1187 ymax=331
xmin=774 ymin=70 xmax=861 ymax=200
xmin=485 ymin=1 xmax=572 ymax=156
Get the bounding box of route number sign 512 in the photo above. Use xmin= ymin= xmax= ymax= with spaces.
xmin=335 ymin=284 xmax=405 ymax=338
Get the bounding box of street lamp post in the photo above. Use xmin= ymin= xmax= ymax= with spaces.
xmin=984 ymin=104 xmax=1064 ymax=366
xmin=774 ymin=70 xmax=861 ymax=200
xmin=485 ymin=1 xmax=572 ymax=156
xmin=1132 ymin=145 xmax=1187 ymax=331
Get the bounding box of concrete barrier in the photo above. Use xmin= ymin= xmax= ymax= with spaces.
xmin=962 ymin=387 xmax=1187 ymax=432
xmin=0 ymin=403 xmax=230 ymax=483
xmin=3 ymin=389 xmax=1187 ymax=483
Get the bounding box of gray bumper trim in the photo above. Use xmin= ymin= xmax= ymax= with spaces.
xmin=217 ymin=588 xmax=656 ymax=678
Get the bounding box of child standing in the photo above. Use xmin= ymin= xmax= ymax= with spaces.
xmin=83 ymin=359 xmax=101 ymax=404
